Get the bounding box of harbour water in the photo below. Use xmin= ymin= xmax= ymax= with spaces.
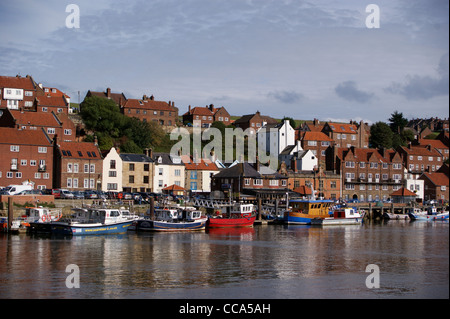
xmin=0 ymin=220 xmax=448 ymax=300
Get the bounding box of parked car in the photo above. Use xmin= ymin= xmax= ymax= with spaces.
xmin=44 ymin=189 xmax=62 ymax=199
xmin=84 ymin=190 xmax=98 ymax=199
xmin=60 ymin=190 xmax=74 ymax=199
xmin=72 ymin=191 xmax=85 ymax=199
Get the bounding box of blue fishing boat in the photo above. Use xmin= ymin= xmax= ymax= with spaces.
xmin=136 ymin=208 xmax=207 ymax=231
xmin=283 ymin=198 xmax=334 ymax=224
xmin=50 ymin=207 xmax=134 ymax=235
xmin=408 ymin=208 xmax=449 ymax=221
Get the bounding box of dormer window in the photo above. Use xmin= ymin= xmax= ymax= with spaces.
xmin=158 ymin=156 xmax=162 ymax=164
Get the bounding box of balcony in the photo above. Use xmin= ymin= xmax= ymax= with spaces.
xmin=10 ymin=164 xmax=18 ymax=171
xmin=38 ymin=164 xmax=46 ymax=172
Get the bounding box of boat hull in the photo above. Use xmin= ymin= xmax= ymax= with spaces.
xmin=136 ymin=219 xmax=207 ymax=232
xmin=409 ymin=212 xmax=449 ymax=221
xmin=51 ymin=221 xmax=133 ymax=235
xmin=311 ymin=217 xmax=363 ymax=226
xmin=284 ymin=212 xmax=329 ymax=225
xmin=207 ymin=216 xmax=256 ymax=228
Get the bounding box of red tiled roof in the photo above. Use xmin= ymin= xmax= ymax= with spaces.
xmin=123 ymin=98 xmax=176 ymax=111
xmin=9 ymin=110 xmax=62 ymax=127
xmin=36 ymin=95 xmax=68 ymax=107
xmin=0 ymin=127 xmax=52 ymax=145
xmin=336 ymin=147 xmax=386 ymax=162
xmin=422 ymin=172 xmax=449 ymax=186
xmin=390 ymin=187 xmax=417 ymax=197
xmin=0 ymin=75 xmax=35 ymax=90
xmin=400 ymin=145 xmax=441 ymax=157
xmin=57 ymin=141 xmax=102 ymax=159
xmin=163 ymin=184 xmax=186 ymax=191
xmin=327 ymin=122 xmax=358 ymax=134
xmin=418 ymin=139 xmax=448 ymax=150
xmin=183 ymin=106 xmax=213 ymax=116
xmin=301 ymin=131 xmax=333 ymax=142
xmin=181 ymin=155 xmax=219 ymax=170
xmin=293 ymin=185 xmax=313 ymax=195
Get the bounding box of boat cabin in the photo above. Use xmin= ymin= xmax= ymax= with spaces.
xmin=24 ymin=207 xmax=61 ymax=222
xmin=71 ymin=208 xmax=125 ymax=224
xmin=289 ymin=200 xmax=333 ymax=215
xmin=154 ymin=209 xmax=203 ymax=222
xmin=331 ymin=208 xmax=361 ymax=219
xmin=222 ymin=203 xmax=255 ymax=218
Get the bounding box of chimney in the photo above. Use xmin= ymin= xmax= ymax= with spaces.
xmin=148 ymin=148 xmax=153 ymax=159
xmin=94 ymin=136 xmax=98 ymax=146
xmin=150 ymin=95 xmax=154 ymax=100
xmin=106 ymin=88 xmax=111 ymax=98
xmin=209 ymin=104 xmax=215 ymax=112
xmin=143 ymin=95 xmax=147 ymax=100
xmin=188 ymin=105 xmax=191 ymax=113
xmin=144 ymin=148 xmax=149 ymax=157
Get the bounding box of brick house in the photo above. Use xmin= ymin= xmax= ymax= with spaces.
xmin=120 ymin=151 xmax=155 ymax=193
xmin=36 ymin=94 xmax=70 ymax=115
xmin=0 ymin=127 xmax=53 ymax=190
xmin=233 ymin=111 xmax=278 ymax=133
xmin=53 ymin=139 xmax=103 ymax=190
xmin=420 ymin=172 xmax=449 ymax=202
xmin=327 ymin=146 xmax=404 ymax=202
xmin=0 ymin=109 xmax=76 ymax=142
xmin=279 ymin=162 xmax=341 ymax=200
xmin=121 ymin=96 xmax=179 ymax=127
xmin=397 ymin=144 xmax=444 ymax=174
xmin=183 ymin=104 xmax=231 ymax=127
xmin=415 ymin=136 xmax=449 ymax=161
xmin=0 ymin=75 xmax=39 ymax=113
xmin=298 ymin=131 xmax=334 ymax=165
xmin=211 ymin=162 xmax=289 ymax=200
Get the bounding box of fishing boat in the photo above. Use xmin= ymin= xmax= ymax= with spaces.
xmin=311 ymin=207 xmax=365 ymax=226
xmin=49 ymin=207 xmax=134 ymax=235
xmin=283 ymin=199 xmax=334 ymax=225
xmin=21 ymin=206 xmax=62 ymax=233
xmin=408 ymin=208 xmax=449 ymax=221
xmin=207 ymin=203 xmax=256 ymax=228
xmin=135 ymin=208 xmax=207 ymax=231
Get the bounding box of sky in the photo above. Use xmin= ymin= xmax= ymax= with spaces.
xmin=0 ymin=0 xmax=448 ymax=125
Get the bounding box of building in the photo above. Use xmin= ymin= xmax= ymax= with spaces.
xmin=36 ymin=94 xmax=70 ymax=115
xmin=298 ymin=131 xmax=334 ymax=165
xmin=233 ymin=111 xmax=278 ymax=133
xmin=0 ymin=75 xmax=40 ymax=115
xmin=0 ymin=109 xmax=76 ymax=142
xmin=397 ymin=144 xmax=444 ymax=174
xmin=121 ymin=96 xmax=179 ymax=126
xmin=120 ymin=151 xmax=154 ymax=193
xmin=84 ymin=88 xmax=127 ymax=108
xmin=101 ymin=147 xmax=123 ymax=192
xmin=182 ymin=104 xmax=231 ymax=128
xmin=279 ymin=162 xmax=341 ymax=200
xmin=152 ymin=152 xmax=185 ymax=193
xmin=211 ymin=162 xmax=289 ymax=200
xmin=420 ymin=172 xmax=449 ymax=202
xmin=181 ymin=155 xmax=220 ymax=193
xmin=415 ymin=136 xmax=449 ymax=161
xmin=53 ymin=139 xmax=103 ymax=191
xmin=404 ymin=170 xmax=425 ymax=200
xmin=258 ymin=119 xmax=295 ymax=157
xmin=0 ymin=127 xmax=53 ymax=190
xmin=327 ymin=146 xmax=405 ymax=202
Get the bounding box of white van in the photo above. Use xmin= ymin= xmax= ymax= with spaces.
xmin=4 ymin=184 xmax=33 ymax=195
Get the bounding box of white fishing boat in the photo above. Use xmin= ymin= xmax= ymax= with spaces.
xmin=49 ymin=207 xmax=134 ymax=235
xmin=311 ymin=207 xmax=365 ymax=226
xmin=136 ymin=208 xmax=207 ymax=231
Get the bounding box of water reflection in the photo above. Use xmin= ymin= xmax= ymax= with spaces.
xmin=0 ymin=221 xmax=448 ymax=299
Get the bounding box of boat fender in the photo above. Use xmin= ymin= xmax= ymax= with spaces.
xmin=42 ymin=215 xmax=47 ymax=222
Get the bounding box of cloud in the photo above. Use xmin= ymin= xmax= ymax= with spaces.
xmin=334 ymin=81 xmax=374 ymax=103
xmin=384 ymin=53 xmax=449 ymax=100
xmin=267 ymin=90 xmax=304 ymax=104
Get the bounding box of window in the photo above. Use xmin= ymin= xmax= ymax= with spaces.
xmin=190 ymin=182 xmax=197 ymax=190
xmin=67 ymin=178 xmax=72 ymax=188
xmin=30 ymin=160 xmax=36 ymax=166
xmin=67 ymin=163 xmax=73 ymax=173
xmin=175 ymin=169 xmax=181 ymax=176
xmin=244 ymin=178 xmax=250 ymax=186
xmin=21 ymin=159 xmax=27 ymax=166
xmin=129 ymin=163 xmax=135 ymax=171
xmin=10 ymin=145 xmax=19 ymax=152
xmin=253 ymin=179 xmax=263 ymax=186
xmin=38 ymin=147 xmax=47 ymax=153
xmin=144 ymin=164 xmax=149 ymax=171
xmin=47 ymin=128 xmax=55 ymax=134
xmin=129 ymin=175 xmax=134 ymax=183
xmin=282 ymin=180 xmax=287 ymax=186
xmin=159 ymin=168 xmax=163 ymax=175
xmin=74 ymin=164 xmax=79 ymax=173
xmin=190 ymin=171 xmax=197 ymax=179
xmin=64 ymin=129 xmax=72 ymax=135
xmin=110 ymin=160 xmax=116 ymax=169
xmin=7 ymin=172 xmax=13 ymax=178
xmin=73 ymin=178 xmax=78 ymax=188
xmin=109 ymin=171 xmax=117 ymax=177
xmin=84 ymin=164 xmax=89 ymax=173
xmin=15 ymin=172 xmax=22 ymax=178
xmin=107 ymin=183 xmax=118 ymax=190
xmin=90 ymin=164 xmax=95 ymax=173
xmin=143 ymin=176 xmax=149 ymax=183
xmin=269 ymin=180 xmax=279 ymax=186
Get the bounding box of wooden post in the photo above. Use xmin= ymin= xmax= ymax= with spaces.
xmin=7 ymin=197 xmax=13 ymax=232
xmin=150 ymin=197 xmax=155 ymax=220
xmin=258 ymin=198 xmax=262 ymax=221
xmin=368 ymin=202 xmax=373 ymax=220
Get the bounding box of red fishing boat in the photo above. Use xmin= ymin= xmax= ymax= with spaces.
xmin=207 ymin=203 xmax=257 ymax=228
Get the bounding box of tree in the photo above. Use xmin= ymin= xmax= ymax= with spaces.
xmin=369 ymin=122 xmax=393 ymax=149
xmin=388 ymin=111 xmax=408 ymax=134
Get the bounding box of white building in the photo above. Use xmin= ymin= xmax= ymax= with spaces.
xmin=257 ymin=120 xmax=295 ymax=158
xmin=101 ymin=147 xmax=122 ymax=192
xmin=404 ymin=169 xmax=424 ymax=200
